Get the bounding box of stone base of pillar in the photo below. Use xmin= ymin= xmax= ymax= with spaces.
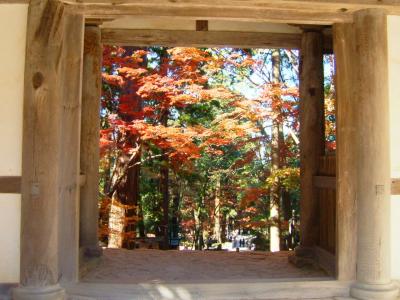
xmin=350 ymin=282 xmax=399 ymax=300
xmin=13 ymin=284 xmax=66 ymax=300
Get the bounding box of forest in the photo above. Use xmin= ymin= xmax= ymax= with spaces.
xmin=98 ymin=46 xmax=336 ymax=252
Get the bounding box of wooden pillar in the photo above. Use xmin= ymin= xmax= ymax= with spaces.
xmin=297 ymin=29 xmax=325 ymax=258
xmin=349 ymin=9 xmax=399 ymax=300
xmin=58 ymin=12 xmax=85 ymax=284
xmin=333 ymin=23 xmax=358 ymax=281
xmin=79 ymin=25 xmax=102 ymax=256
xmin=13 ymin=1 xmax=84 ymax=299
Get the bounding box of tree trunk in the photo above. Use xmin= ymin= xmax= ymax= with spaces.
xmin=213 ymin=177 xmax=223 ymax=243
xmin=171 ymin=188 xmax=180 ymax=240
xmin=137 ymin=200 xmax=145 ymax=238
xmin=269 ymin=49 xmax=282 ymax=252
xmin=194 ymin=208 xmax=203 ymax=250
xmin=108 ymin=46 xmax=144 ymax=249
xmin=160 ymin=111 xmax=170 ymax=250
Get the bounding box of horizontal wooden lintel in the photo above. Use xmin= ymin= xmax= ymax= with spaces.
xmin=101 ymin=28 xmax=302 ymax=49
xmin=101 ymin=28 xmax=333 ymax=51
xmin=68 ymin=3 xmax=353 ymax=25
xmin=2 ymin=175 xmax=399 ymax=195
xmin=314 ymin=176 xmax=400 ymax=195
xmin=0 ymin=176 xmax=21 ymax=194
xmin=0 ymin=0 xmax=29 ymax=3
xmin=64 ymin=1 xmax=400 ymax=20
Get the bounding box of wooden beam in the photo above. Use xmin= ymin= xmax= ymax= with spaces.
xmin=63 ymin=1 xmax=400 ymax=21
xmin=0 ymin=0 xmax=29 ymax=3
xmin=101 ymin=29 xmax=305 ymax=49
xmin=393 ymin=178 xmax=400 ymax=195
xmin=0 ymin=176 xmax=21 ymax=194
xmin=313 ymin=176 xmax=336 ymax=190
xmin=68 ymin=3 xmax=353 ymax=25
xmin=10 ymin=174 xmax=399 ymax=196
xmin=313 ymin=176 xmax=400 ymax=195
xmin=67 ymin=0 xmax=400 ymax=12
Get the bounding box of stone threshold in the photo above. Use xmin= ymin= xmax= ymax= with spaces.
xmin=65 ymin=278 xmax=351 ymax=300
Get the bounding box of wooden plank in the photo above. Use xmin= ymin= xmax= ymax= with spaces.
xmin=392 ymin=178 xmax=400 ymax=195
xmin=333 ymin=22 xmax=357 ymax=281
xmin=313 ymin=176 xmax=336 ymax=190
xmin=69 ymin=4 xmax=353 ymax=25
xmin=101 ymin=29 xmax=303 ymax=49
xmin=0 ymin=176 xmax=21 ymax=194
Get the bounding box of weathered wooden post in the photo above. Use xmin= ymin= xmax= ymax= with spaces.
xmin=13 ymin=1 xmax=84 ymax=298
xmin=348 ymin=9 xmax=399 ymax=300
xmin=333 ymin=23 xmax=358 ymax=281
xmin=291 ymin=28 xmax=325 ymax=265
xmin=80 ymin=25 xmax=103 ymax=257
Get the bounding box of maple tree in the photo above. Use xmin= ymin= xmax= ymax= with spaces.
xmin=98 ymin=46 xmax=335 ymax=251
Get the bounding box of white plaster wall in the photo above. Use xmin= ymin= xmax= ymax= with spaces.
xmin=388 ymin=15 xmax=400 ymax=280
xmin=0 ymin=4 xmax=27 ymax=283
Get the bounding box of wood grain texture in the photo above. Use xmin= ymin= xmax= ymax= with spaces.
xmin=80 ymin=25 xmax=102 ymax=251
xmin=101 ymin=28 xmax=303 ymax=49
xmin=299 ymin=30 xmax=325 ymax=249
xmin=0 ymin=176 xmax=21 ymax=194
xmin=67 ymin=0 xmax=400 ymax=12
xmin=19 ymin=0 xmax=84 ymax=289
xmin=57 ymin=11 xmax=85 ymax=283
xmin=333 ymin=22 xmax=357 ymax=282
xmin=19 ymin=0 xmax=67 ymax=287
xmin=352 ymin=8 xmax=392 ymax=286
xmin=62 ymin=0 xmax=400 ymax=24
xmin=0 ymin=0 xmax=29 ymax=3
xmin=68 ymin=3 xmax=353 ymax=25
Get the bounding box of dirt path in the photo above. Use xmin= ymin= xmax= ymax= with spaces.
xmin=82 ymin=249 xmax=327 ymax=284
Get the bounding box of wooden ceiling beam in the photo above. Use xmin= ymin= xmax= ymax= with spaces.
xmin=66 ymin=3 xmax=352 ymax=25
xmin=63 ymin=0 xmax=400 ymax=15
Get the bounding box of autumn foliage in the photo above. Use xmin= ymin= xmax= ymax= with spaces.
xmin=99 ymin=46 xmax=335 ymax=250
